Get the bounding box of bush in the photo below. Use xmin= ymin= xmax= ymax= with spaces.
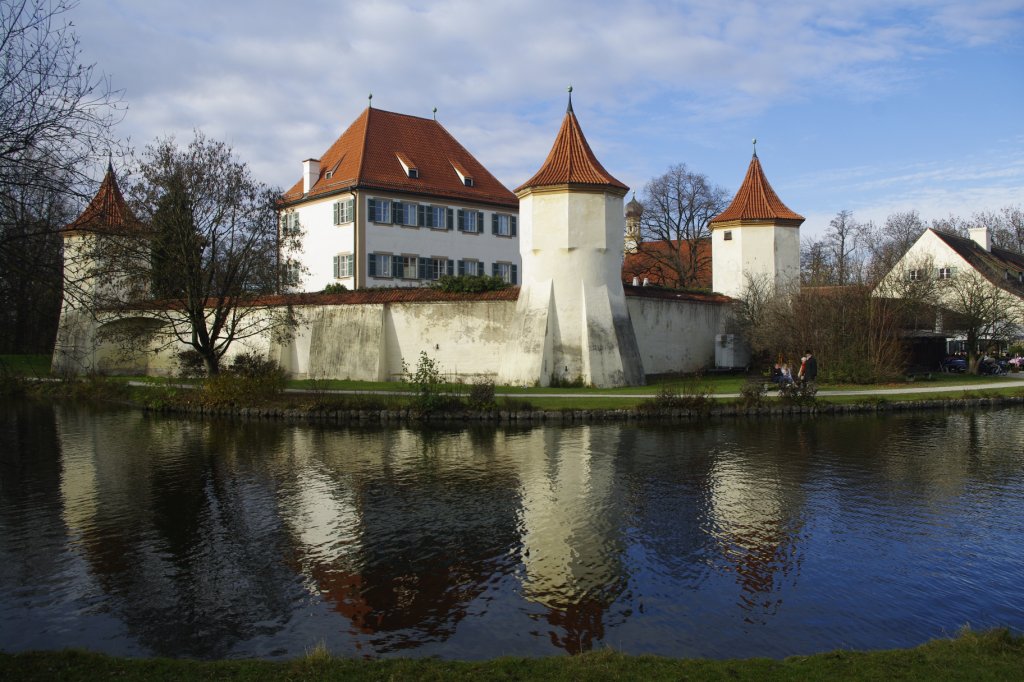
xmin=778 ymin=381 xmax=817 ymax=405
xmin=411 ymin=351 xmax=455 ymax=413
xmin=467 ymin=379 xmax=497 ymax=411
xmin=431 ymin=274 xmax=509 ymax=293
xmin=176 ymin=349 xmax=206 ymax=378
xmin=640 ymin=380 xmax=711 ymax=413
xmin=201 ymin=352 xmax=286 ymax=406
xmin=500 ymin=396 xmax=535 ymax=412
xmin=321 ymin=283 xmax=347 ymax=294
xmin=740 ymin=377 xmax=768 ymax=407
xmin=549 ymin=372 xmax=586 ymax=388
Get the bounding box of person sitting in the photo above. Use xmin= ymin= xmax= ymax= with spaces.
xmin=780 ymin=363 xmax=793 ymax=384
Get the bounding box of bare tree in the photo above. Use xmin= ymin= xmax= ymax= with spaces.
xmin=865 ymin=210 xmax=926 ymax=284
xmin=800 ymin=237 xmax=833 ymax=286
xmin=936 ymin=269 xmax=1023 ymax=373
xmin=977 ymin=205 xmax=1024 ymax=253
xmin=636 ymin=164 xmax=728 ymax=288
xmin=826 ymin=210 xmax=870 ymax=285
xmin=97 ymin=133 xmax=302 ymax=375
xmin=0 ymin=0 xmax=123 ymax=351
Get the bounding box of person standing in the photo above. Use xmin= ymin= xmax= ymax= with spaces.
xmin=803 ymin=350 xmax=818 ymax=384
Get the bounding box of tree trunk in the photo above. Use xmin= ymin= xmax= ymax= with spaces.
xmin=202 ymin=350 xmax=220 ymax=376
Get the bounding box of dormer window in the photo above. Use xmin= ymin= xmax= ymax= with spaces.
xmin=396 ymin=152 xmax=419 ymax=179
xmin=450 ymin=159 xmax=474 ymax=187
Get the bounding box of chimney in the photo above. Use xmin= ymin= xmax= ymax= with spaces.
xmin=302 ymin=158 xmax=320 ymax=194
xmin=969 ymin=226 xmax=990 ymax=251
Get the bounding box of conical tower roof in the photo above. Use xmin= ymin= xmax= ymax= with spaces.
xmin=64 ymin=162 xmax=145 ymax=236
xmin=710 ymin=153 xmax=803 ymax=225
xmin=515 ymin=95 xmax=627 ymax=194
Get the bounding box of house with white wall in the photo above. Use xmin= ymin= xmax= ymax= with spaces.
xmin=279 ymin=106 xmax=520 ymax=292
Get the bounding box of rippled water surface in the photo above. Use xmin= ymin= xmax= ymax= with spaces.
xmin=1 ymin=402 xmax=1023 ymax=660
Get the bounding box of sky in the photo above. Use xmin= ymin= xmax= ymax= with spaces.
xmin=72 ymin=0 xmax=1023 ymax=238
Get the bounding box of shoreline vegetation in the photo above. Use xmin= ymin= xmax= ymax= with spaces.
xmin=1 ymin=628 xmax=1022 ymax=681
xmin=3 ymin=354 xmax=1024 ymax=422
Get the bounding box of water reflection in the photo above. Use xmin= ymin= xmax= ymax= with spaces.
xmin=0 ymin=403 xmax=1022 ymax=659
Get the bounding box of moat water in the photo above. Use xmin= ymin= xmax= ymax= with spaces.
xmin=1 ymin=401 xmax=1022 ymax=660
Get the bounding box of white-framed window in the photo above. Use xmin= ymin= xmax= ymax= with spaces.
xmin=280 ymin=212 xmax=300 ymax=236
xmin=458 ymin=259 xmax=482 ymax=276
xmin=418 ymin=257 xmax=452 ymax=281
xmin=282 ymin=259 xmax=302 ymax=287
xmin=393 ymin=201 xmax=419 ymax=227
xmin=723 ymin=230 xmax=733 ymax=241
xmin=333 ymin=199 xmax=354 ymax=225
xmin=425 ymin=205 xmax=452 ymax=230
xmin=908 ymin=268 xmax=924 ymax=282
xmin=492 ymin=213 xmax=517 ymax=237
xmin=368 ymin=252 xmax=392 ymax=278
xmin=492 ymin=261 xmax=518 ymax=284
xmin=394 ymin=255 xmax=418 ymax=279
xmin=938 ymin=267 xmax=955 ymax=280
xmin=333 ymin=253 xmax=354 ymax=278
xmin=458 ymin=209 xmax=484 ymax=234
xmin=367 ymin=198 xmax=391 ymax=224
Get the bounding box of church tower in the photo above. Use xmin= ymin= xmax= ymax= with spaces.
xmin=499 ymin=92 xmax=644 ymax=387
xmin=624 ymin=194 xmax=643 ymax=254
xmin=709 ymin=146 xmax=804 ymax=299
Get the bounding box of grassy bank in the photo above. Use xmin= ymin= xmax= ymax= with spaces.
xmin=1 ymin=628 xmax=1021 ymax=681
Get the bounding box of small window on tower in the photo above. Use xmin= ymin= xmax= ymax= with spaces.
xmin=724 ymin=230 xmax=733 ymax=241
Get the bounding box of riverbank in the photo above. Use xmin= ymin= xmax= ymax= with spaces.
xmin=1 ymin=628 xmax=1021 ymax=681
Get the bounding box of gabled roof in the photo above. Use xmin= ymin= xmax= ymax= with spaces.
xmin=63 ymin=163 xmax=145 ymax=236
xmin=281 ymin=107 xmax=517 ymax=209
xmin=710 ymin=153 xmax=803 ymax=225
xmin=515 ymin=97 xmax=628 ymax=194
xmin=931 ymin=229 xmax=1024 ymax=295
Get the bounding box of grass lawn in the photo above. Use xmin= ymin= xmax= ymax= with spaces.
xmin=0 ymin=628 xmax=1021 ymax=681
xmin=0 ymin=354 xmax=51 ymax=376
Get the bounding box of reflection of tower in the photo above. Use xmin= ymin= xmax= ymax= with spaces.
xmin=707 ymin=439 xmax=805 ymax=623
xmin=517 ymin=426 xmax=626 ymax=652
xmin=624 ymin=194 xmax=643 ymax=255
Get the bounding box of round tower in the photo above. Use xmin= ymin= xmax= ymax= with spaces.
xmin=499 ymin=91 xmax=644 ymax=387
xmin=709 ymin=145 xmax=804 ymax=299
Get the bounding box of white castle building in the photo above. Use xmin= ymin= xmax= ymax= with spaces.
xmin=53 ymin=96 xmax=803 ymax=387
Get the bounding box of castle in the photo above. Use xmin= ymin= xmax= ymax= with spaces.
xmin=52 ymin=95 xmax=803 ymax=387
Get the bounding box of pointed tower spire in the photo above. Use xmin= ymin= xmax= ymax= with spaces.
xmin=711 ymin=153 xmax=802 ymax=224
xmin=63 ymin=164 xmax=144 ymax=236
xmin=515 ymin=91 xmax=626 ymax=193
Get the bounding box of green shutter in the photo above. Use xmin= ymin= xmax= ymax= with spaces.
xmin=368 ymin=253 xmax=377 ymax=277
xmin=333 ymin=202 xmax=340 ymax=225
xmin=457 ymin=209 xmax=465 ymax=231
xmin=492 ymin=214 xmax=498 ymax=235
xmin=447 ymin=259 xmax=454 ymax=276
xmin=510 ymin=216 xmax=517 ymax=237
xmin=417 ymin=204 xmax=425 ymax=227
xmin=511 ymin=264 xmax=518 ymax=285
xmin=392 ymin=254 xmax=402 ymax=278
xmin=368 ymin=198 xmax=376 ymax=222
xmin=447 ymin=208 xmax=454 ymax=230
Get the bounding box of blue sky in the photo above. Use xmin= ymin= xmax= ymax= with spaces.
xmin=74 ymin=0 xmax=1023 ymax=237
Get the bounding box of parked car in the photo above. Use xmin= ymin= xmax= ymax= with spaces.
xmin=939 ymin=356 xmax=967 ymax=373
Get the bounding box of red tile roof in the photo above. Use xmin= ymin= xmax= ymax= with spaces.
xmin=622 ymin=238 xmax=713 ymax=289
xmin=63 ymin=163 xmax=145 ymax=236
xmin=253 ymin=286 xmax=521 ymax=307
xmin=515 ymin=99 xmax=628 ymax=194
xmin=281 ymin=108 xmax=517 ymax=209
xmin=623 ymin=284 xmax=731 ymax=304
xmin=710 ymin=154 xmax=803 ymax=225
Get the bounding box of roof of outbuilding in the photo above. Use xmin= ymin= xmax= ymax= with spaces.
xmin=710 ymin=153 xmax=803 ymax=225
xmin=63 ymin=163 xmax=145 ymax=236
xmin=515 ymin=97 xmax=628 ymax=194
xmin=281 ymin=107 xmax=517 ymax=209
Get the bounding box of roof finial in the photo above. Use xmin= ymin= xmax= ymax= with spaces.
xmin=567 ymin=84 xmax=573 ymax=113
xmin=106 ymin=151 xmax=113 ymax=173
xmin=752 ymin=137 xmax=758 ymax=158
xmin=368 ymin=92 xmax=373 ymax=109
xmin=432 ymin=106 xmax=437 ymax=120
